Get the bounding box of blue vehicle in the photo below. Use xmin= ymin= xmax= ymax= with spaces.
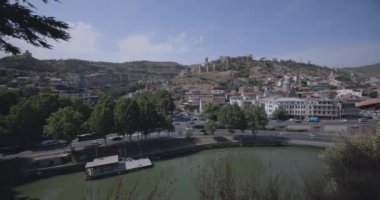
xmin=307 ymin=116 xmax=320 ymax=122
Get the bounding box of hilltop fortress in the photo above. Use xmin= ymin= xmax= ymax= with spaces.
xmin=180 ymin=54 xmax=253 ymax=76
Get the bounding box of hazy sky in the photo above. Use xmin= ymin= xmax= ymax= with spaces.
xmin=2 ymin=0 xmax=380 ymax=67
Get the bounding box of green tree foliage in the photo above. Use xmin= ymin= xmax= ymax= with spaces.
xmin=368 ymin=91 xmax=378 ymax=98
xmin=136 ymin=91 xmax=174 ymax=138
xmin=4 ymin=94 xmax=60 ymax=143
xmin=0 ymin=0 xmax=70 ymax=54
xmin=335 ymin=75 xmax=351 ymax=82
xmin=114 ymin=98 xmax=140 ymax=140
xmin=45 ymin=107 xmax=84 ymax=149
xmin=88 ymin=96 xmax=114 ymax=144
xmin=321 ymin=137 xmax=380 ymax=199
xmin=154 ymin=89 xmax=175 ymax=115
xmin=0 ymin=93 xmax=94 ymax=147
xmin=244 ymin=104 xmax=268 ymax=138
xmin=202 ymin=102 xmax=220 ymax=121
xmin=58 ymin=97 xmax=92 ymax=120
xmin=217 ymin=104 xmax=246 ymax=132
xmin=248 ymin=78 xmax=263 ymax=87
xmin=155 ymin=114 xmax=174 ymax=135
xmin=4 ymin=99 xmax=39 ymax=143
xmin=300 ymin=80 xmax=308 ymax=86
xmin=137 ymin=95 xmax=160 ymax=138
xmin=272 ymin=107 xmax=286 ymax=120
xmin=0 ymin=88 xmax=17 ymax=115
xmin=204 ymin=120 xmax=216 ymax=135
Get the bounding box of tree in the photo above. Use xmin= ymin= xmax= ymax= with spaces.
xmin=217 ymin=104 xmax=230 ymax=130
xmin=217 ymin=104 xmax=246 ymax=133
xmin=335 ymin=75 xmax=351 ymax=82
xmin=163 ymin=117 xmax=175 ymax=135
xmin=254 ymin=105 xmax=268 ymax=129
xmin=114 ymin=98 xmax=140 ymax=140
xmin=368 ymin=91 xmax=378 ymax=98
xmin=154 ymin=113 xmax=173 ymax=137
xmin=244 ymin=104 xmax=268 ymax=142
xmin=58 ymin=97 xmax=93 ymax=120
xmin=300 ymin=80 xmax=308 ymax=86
xmin=154 ymin=90 xmax=175 ymax=115
xmin=88 ymin=96 xmax=114 ymax=145
xmin=202 ymin=102 xmax=220 ymax=121
xmin=204 ymin=120 xmax=216 ymax=135
xmin=0 ymin=0 xmax=70 ymax=54
xmin=4 ymin=94 xmax=61 ymax=144
xmin=272 ymin=107 xmax=286 ymax=120
xmin=45 ymin=107 xmax=84 ymax=151
xmin=0 ymin=88 xmax=17 ymax=115
xmin=230 ymin=104 xmax=246 ymax=132
xmin=321 ymin=136 xmax=380 ymax=199
xmin=137 ymin=96 xmax=159 ymax=139
xmin=4 ymin=99 xmax=38 ymax=144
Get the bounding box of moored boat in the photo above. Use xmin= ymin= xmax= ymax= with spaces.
xmin=85 ymin=155 xmax=152 ymax=180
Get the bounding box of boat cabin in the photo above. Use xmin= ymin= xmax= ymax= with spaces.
xmin=85 ymin=155 xmax=123 ymax=179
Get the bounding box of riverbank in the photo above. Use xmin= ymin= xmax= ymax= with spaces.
xmin=15 ymin=147 xmax=326 ymax=200
xmin=4 ymin=134 xmax=333 ymax=184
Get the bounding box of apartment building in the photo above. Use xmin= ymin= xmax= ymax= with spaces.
xmin=337 ymin=89 xmax=362 ymax=98
xmin=258 ymin=98 xmax=307 ymax=119
xmin=229 ymin=96 xmax=255 ymax=107
xmin=307 ymin=99 xmax=341 ymax=120
xmin=199 ymin=94 xmax=226 ymax=113
xmin=258 ymin=97 xmax=356 ymax=120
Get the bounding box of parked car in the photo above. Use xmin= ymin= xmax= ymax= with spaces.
xmin=78 ymin=133 xmax=94 ymax=142
xmin=339 ymin=119 xmax=348 ymax=123
xmin=309 ymin=133 xmax=319 ymax=140
xmin=41 ymin=140 xmax=59 ymax=147
xmin=112 ymin=136 xmax=123 ymax=141
xmin=358 ymin=118 xmax=368 ymax=123
xmin=39 ymin=140 xmax=63 ymax=149
xmin=89 ymin=141 xmax=100 ymax=147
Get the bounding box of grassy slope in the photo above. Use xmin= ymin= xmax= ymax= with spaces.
xmin=342 ymin=63 xmax=380 ymax=78
xmin=0 ymin=56 xmax=184 ymax=80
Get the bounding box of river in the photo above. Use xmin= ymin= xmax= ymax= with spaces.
xmin=16 ymin=146 xmax=325 ymax=200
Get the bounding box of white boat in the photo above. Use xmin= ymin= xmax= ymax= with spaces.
xmin=85 ymin=155 xmax=152 ymax=180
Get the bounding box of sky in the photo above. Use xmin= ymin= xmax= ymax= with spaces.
xmin=2 ymin=0 xmax=380 ymax=67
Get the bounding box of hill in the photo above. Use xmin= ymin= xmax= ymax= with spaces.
xmin=341 ymin=63 xmax=380 ymax=78
xmin=0 ymin=54 xmax=185 ymax=86
xmin=170 ymin=56 xmax=336 ymax=91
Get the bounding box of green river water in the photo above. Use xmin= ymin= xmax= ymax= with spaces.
xmin=16 ymin=147 xmax=325 ymax=200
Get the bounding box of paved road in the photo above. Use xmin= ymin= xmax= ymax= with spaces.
xmin=1 ymin=119 xmax=374 ymax=159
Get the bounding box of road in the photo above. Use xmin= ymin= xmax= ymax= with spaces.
xmin=1 ymin=119 xmax=374 ymax=159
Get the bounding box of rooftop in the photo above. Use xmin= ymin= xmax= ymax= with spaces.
xmin=259 ymin=97 xmax=306 ymax=102
xmin=85 ymin=155 xmax=119 ymax=168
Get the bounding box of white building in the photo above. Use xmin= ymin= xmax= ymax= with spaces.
xmin=211 ymin=88 xmax=225 ymax=95
xmin=258 ymin=97 xmax=307 ymax=118
xmin=337 ymin=89 xmax=362 ymax=98
xmin=188 ymin=95 xmax=200 ymax=106
xmin=229 ymin=96 xmax=255 ymax=107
